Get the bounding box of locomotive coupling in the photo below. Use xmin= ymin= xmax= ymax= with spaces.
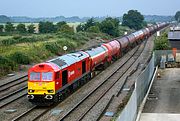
xmin=45 ymin=95 xmax=53 ymax=100
xmin=27 ymin=95 xmax=34 ymax=99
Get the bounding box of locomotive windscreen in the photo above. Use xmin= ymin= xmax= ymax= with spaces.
xmin=30 ymin=72 xmax=40 ymax=81
xmin=42 ymin=72 xmax=53 ymax=81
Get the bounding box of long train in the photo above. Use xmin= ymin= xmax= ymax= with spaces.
xmin=27 ymin=23 xmax=168 ymax=105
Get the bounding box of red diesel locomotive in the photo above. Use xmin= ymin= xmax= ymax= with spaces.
xmin=27 ymin=23 xmax=168 ymax=105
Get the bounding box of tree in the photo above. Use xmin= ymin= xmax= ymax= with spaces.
xmin=122 ymin=10 xmax=145 ymax=30
xmin=76 ymin=18 xmax=97 ymax=32
xmin=0 ymin=25 xmax=4 ymax=32
xmin=99 ymin=17 xmax=120 ymax=37
xmin=87 ymin=26 xmax=100 ymax=33
xmin=56 ymin=21 xmax=67 ymax=31
xmin=76 ymin=24 xmax=86 ymax=32
xmin=5 ymin=22 xmax=15 ymax=32
xmin=16 ymin=23 xmax=26 ymax=33
xmin=59 ymin=24 xmax=74 ymax=34
xmin=39 ymin=21 xmax=56 ymax=33
xmin=84 ymin=18 xmax=96 ymax=30
xmin=175 ymin=11 xmax=180 ymax=22
xmin=27 ymin=24 xmax=35 ymax=33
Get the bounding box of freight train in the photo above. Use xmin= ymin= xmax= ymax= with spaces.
xmin=27 ymin=23 xmax=168 ymax=105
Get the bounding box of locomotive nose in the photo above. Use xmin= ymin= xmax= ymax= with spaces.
xmin=27 ymin=95 xmax=34 ymax=99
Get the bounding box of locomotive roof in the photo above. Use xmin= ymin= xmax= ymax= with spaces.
xmin=47 ymin=51 xmax=89 ymax=69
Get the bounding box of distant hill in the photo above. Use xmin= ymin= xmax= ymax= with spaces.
xmin=0 ymin=15 xmax=12 ymax=23
xmin=0 ymin=15 xmax=174 ymax=23
xmin=144 ymin=15 xmax=174 ymax=23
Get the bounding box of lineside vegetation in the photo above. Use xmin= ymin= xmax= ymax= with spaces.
xmin=0 ymin=11 xmax=147 ymax=77
xmin=154 ymin=32 xmax=171 ymax=50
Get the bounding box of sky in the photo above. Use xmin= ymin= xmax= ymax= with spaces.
xmin=0 ymin=0 xmax=179 ymax=17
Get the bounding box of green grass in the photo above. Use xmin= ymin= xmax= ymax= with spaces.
xmin=0 ymin=36 xmax=13 ymax=41
xmin=0 ymin=31 xmax=110 ymax=77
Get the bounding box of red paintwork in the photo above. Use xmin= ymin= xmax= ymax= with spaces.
xmin=102 ymin=40 xmax=121 ymax=61
xmin=54 ymin=57 xmax=90 ymax=91
xmin=108 ymin=40 xmax=121 ymax=57
xmin=101 ymin=43 xmax=113 ymax=62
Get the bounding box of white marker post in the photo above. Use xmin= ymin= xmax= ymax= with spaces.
xmin=63 ymin=46 xmax=68 ymax=54
xmin=157 ymin=31 xmax=160 ymax=37
xmin=124 ymin=31 xmax=128 ymax=35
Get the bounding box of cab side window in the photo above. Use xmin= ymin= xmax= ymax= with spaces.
xmin=55 ymin=71 xmax=60 ymax=80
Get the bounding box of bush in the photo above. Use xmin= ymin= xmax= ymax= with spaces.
xmin=0 ymin=56 xmax=17 ymax=76
xmin=1 ymin=38 xmax=16 ymax=45
xmin=45 ymin=42 xmax=61 ymax=55
xmin=87 ymin=26 xmax=100 ymax=33
xmin=9 ymin=52 xmax=31 ymax=64
xmin=57 ymin=39 xmax=77 ymax=51
xmin=154 ymin=33 xmax=171 ymax=50
xmin=59 ymin=24 xmax=74 ymax=34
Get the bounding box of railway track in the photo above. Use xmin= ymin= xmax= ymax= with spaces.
xmin=0 ymin=75 xmax=27 ymax=92
xmin=11 ymin=104 xmax=58 ymax=121
xmin=58 ymin=40 xmax=147 ymax=121
xmin=11 ymin=106 xmax=37 ymax=121
xmin=0 ymin=75 xmax=28 ymax=108
xmin=0 ymin=40 xmax=147 ymax=121
xmin=0 ymin=89 xmax=27 ymax=108
xmin=10 ymin=43 xmax=140 ymax=121
xmin=84 ymin=39 xmax=149 ymax=121
xmin=1 ymin=39 xmax=148 ymax=121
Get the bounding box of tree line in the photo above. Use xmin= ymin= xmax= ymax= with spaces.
xmin=76 ymin=10 xmax=146 ymax=37
xmin=0 ymin=22 xmax=36 ymax=33
xmin=0 ymin=10 xmax=149 ymax=37
xmin=0 ymin=21 xmax=74 ymax=34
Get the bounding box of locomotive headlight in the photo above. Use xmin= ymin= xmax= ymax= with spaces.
xmin=47 ymin=90 xmax=54 ymax=93
xmin=28 ymin=89 xmax=35 ymax=93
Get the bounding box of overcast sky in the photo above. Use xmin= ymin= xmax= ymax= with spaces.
xmin=0 ymin=0 xmax=179 ymax=17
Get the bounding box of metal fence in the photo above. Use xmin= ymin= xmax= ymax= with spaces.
xmin=117 ymin=55 xmax=155 ymax=121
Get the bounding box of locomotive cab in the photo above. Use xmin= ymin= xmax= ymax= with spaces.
xmin=27 ymin=63 xmax=60 ymax=102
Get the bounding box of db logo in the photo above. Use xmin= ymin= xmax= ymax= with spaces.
xmin=68 ymin=71 xmax=75 ymax=77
